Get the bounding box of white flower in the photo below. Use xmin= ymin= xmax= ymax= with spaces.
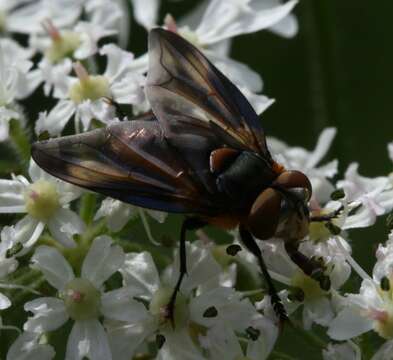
xmin=130 ymin=0 xmax=160 ymax=29
xmin=201 ymin=316 xmax=278 ymax=360
xmin=36 ymin=46 xmax=146 ymax=135
xmin=322 ymin=341 xmax=361 ymax=360
xmin=94 ymin=198 xmax=167 ymax=233
xmin=31 ymin=1 xmax=123 ymax=96
xmin=0 ymin=228 xmax=19 ymax=310
xmin=239 ymin=236 xmax=343 ymax=329
xmin=190 ymin=0 xmax=298 ymax=45
xmin=7 ymin=331 xmax=55 ymax=360
xmin=268 ymin=127 xmax=338 ymax=203
xmin=0 ymin=38 xmax=40 ymax=141
xmin=328 ymin=232 xmax=393 ymax=345
xmin=23 ymin=236 xmax=135 ymax=360
xmin=0 ymin=0 xmax=81 ymax=35
xmin=336 ymin=163 xmax=393 ymax=228
xmin=107 ymin=243 xmax=256 ymax=360
xmin=0 ymin=159 xmax=84 ymax=248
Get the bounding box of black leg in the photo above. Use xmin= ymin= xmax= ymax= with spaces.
xmin=285 ymin=242 xmax=331 ymax=291
xmin=103 ymin=97 xmax=127 ymax=118
xmin=239 ymin=225 xmax=288 ymax=323
xmin=167 ymin=217 xmax=205 ymax=326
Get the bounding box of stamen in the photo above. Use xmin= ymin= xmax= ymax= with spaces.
xmin=73 ymin=62 xmax=89 ymax=82
xmin=334 ymin=236 xmax=374 ymax=283
xmin=42 ymin=19 xmax=61 ymax=41
xmin=164 ymin=14 xmax=178 ymax=33
xmin=138 ymin=209 xmax=160 ymax=246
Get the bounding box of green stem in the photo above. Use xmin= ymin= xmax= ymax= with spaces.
xmin=9 ymin=118 xmax=31 ymax=166
xmin=271 ymin=351 xmax=298 ymax=360
xmin=241 ymin=288 xmax=266 ymax=297
xmin=12 ymin=276 xmax=46 ymax=305
xmin=138 ymin=209 xmax=160 ymax=245
xmin=291 ymin=320 xmax=328 ymax=349
xmin=79 ymin=193 xmax=97 ymax=224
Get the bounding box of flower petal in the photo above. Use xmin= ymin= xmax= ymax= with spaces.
xmin=306 ymin=127 xmax=337 ymax=169
xmin=196 ymin=0 xmax=298 ymax=44
xmin=190 ymin=287 xmax=256 ymax=330
xmin=82 ymin=236 xmax=125 ymax=288
xmin=66 ymin=319 xmax=112 ymax=360
xmin=35 ymin=100 xmax=75 ymax=136
xmin=7 ymin=331 xmax=56 ymax=360
xmin=327 ymin=307 xmax=373 ymax=340
xmin=24 ymin=297 xmax=68 ymax=333
xmin=94 ymin=199 xmax=136 ymax=232
xmin=2 ymin=215 xmax=44 ymax=249
xmin=0 ymin=178 xmax=26 ymax=213
xmin=0 ymin=292 xmax=11 ymax=310
xmin=157 ymin=330 xmax=204 ymax=360
xmin=47 ymin=208 xmax=85 ymax=248
xmin=101 ymin=288 xmax=150 ymax=322
xmin=106 ymin=318 xmax=156 ymax=360
xmin=31 ymin=246 xmax=74 ymax=290
xmin=121 ymin=252 xmax=160 ymax=299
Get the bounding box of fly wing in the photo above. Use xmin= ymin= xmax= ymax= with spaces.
xmin=146 ymin=28 xmax=271 ymax=158
xmin=31 ymin=119 xmax=223 ymax=214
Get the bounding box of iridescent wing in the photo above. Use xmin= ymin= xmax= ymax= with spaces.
xmin=146 ymin=28 xmax=271 ymax=159
xmin=32 ymin=118 xmax=224 ymax=214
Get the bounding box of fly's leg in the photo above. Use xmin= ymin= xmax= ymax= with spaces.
xmin=284 ymin=242 xmax=331 ymax=291
xmin=167 ymin=217 xmax=205 ymax=327
xmin=103 ymin=97 xmax=127 ymax=118
xmin=239 ymin=225 xmax=288 ymax=323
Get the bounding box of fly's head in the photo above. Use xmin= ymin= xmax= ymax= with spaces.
xmin=246 ymin=170 xmax=312 ymax=241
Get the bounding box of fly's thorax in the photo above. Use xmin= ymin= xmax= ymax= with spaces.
xmin=213 ymin=150 xmax=276 ymax=205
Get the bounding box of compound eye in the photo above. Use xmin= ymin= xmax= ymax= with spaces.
xmin=247 ymin=187 xmax=282 ymax=240
xmin=273 ymin=170 xmax=312 ymax=201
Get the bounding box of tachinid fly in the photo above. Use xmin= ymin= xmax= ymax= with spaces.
xmin=32 ymin=28 xmax=331 ymax=323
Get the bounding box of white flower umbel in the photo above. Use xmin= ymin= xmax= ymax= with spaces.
xmin=36 ymin=47 xmax=146 ymax=135
xmin=7 ymin=331 xmax=55 ymax=360
xmin=31 ymin=1 xmax=122 ymax=96
xmin=23 ymin=236 xmax=138 ymax=360
xmin=0 ymin=159 xmax=84 ymax=249
xmin=107 ymin=243 xmax=257 ymax=360
xmin=328 ymin=232 xmax=393 ymax=356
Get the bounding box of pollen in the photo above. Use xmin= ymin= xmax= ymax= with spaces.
xmin=24 ymin=180 xmax=60 ymax=221
xmin=45 ymin=30 xmax=81 ymax=64
xmin=291 ymin=270 xmax=326 ymax=301
xmin=62 ymin=278 xmax=101 ymax=321
xmin=69 ymin=63 xmax=110 ymax=104
xmin=149 ymin=287 xmax=189 ymax=329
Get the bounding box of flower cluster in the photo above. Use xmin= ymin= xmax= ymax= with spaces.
xmin=0 ymin=1 xmax=391 ymax=359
